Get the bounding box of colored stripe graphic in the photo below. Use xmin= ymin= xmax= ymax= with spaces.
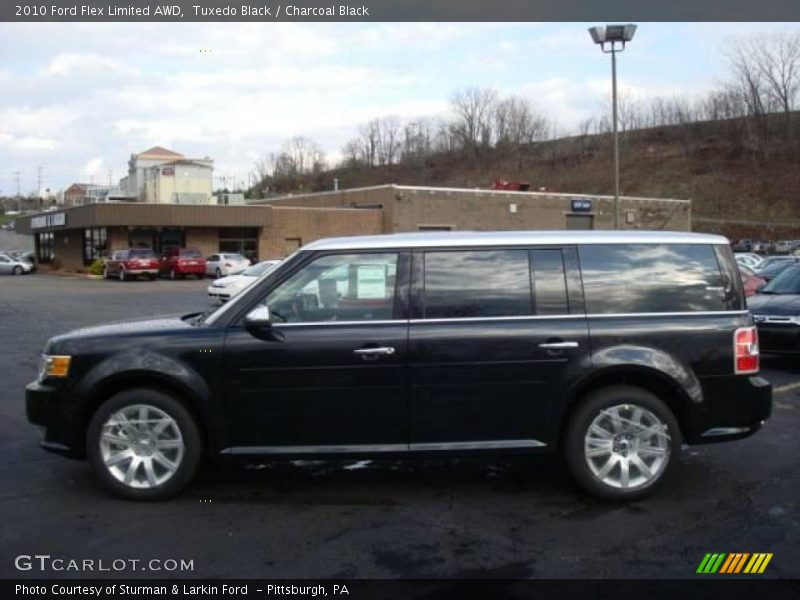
xmin=698 ymin=552 xmax=772 ymax=574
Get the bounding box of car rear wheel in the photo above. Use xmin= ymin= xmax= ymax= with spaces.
xmin=564 ymin=385 xmax=681 ymax=501
xmin=86 ymin=389 xmax=202 ymax=500
xmin=12 ymin=266 xmax=22 ymax=275
xmin=119 ymin=268 xmax=126 ymax=282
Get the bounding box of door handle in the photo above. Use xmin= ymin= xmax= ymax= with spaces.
xmin=353 ymin=346 xmax=396 ymax=356
xmin=538 ymin=341 xmax=579 ymax=349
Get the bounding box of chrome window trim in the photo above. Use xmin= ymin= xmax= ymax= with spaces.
xmin=260 ymin=310 xmax=749 ymax=327
xmin=220 ymin=439 xmax=547 ymax=455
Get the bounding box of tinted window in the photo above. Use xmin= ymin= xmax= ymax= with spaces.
xmin=580 ymin=244 xmax=726 ymax=313
xmin=180 ymin=249 xmax=202 ymax=258
xmin=531 ymin=249 xmax=569 ymax=315
xmin=424 ymin=250 xmax=532 ymax=318
xmin=129 ymin=249 xmax=155 ymax=258
xmin=263 ymin=253 xmax=398 ymax=323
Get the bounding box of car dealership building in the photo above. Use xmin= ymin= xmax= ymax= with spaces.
xmin=14 ymin=184 xmax=691 ymax=271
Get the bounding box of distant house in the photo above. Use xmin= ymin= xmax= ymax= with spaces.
xmin=62 ymin=183 xmax=120 ymax=207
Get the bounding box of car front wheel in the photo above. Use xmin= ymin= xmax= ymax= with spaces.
xmin=86 ymin=389 xmax=202 ymax=500
xmin=564 ymin=385 xmax=681 ymax=501
xmin=12 ymin=266 xmax=22 ymax=275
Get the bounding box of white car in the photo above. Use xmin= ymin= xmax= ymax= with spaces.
xmin=205 ymin=253 xmax=251 ymax=278
xmin=0 ymin=252 xmax=34 ymax=275
xmin=735 ymin=253 xmax=764 ymax=269
xmin=207 ymin=259 xmax=282 ymax=302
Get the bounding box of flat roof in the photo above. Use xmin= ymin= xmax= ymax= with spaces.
xmin=303 ymin=230 xmax=728 ymax=251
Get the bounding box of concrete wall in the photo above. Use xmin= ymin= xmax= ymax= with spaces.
xmin=52 ymin=229 xmax=84 ymax=271
xmin=259 ymin=207 xmax=384 ymax=258
xmin=185 ymin=228 xmax=219 ymax=258
xmin=256 ymin=185 xmax=691 ymax=233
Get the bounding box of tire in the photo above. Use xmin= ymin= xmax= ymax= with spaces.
xmin=149 ymin=274 xmax=157 ymax=281
xmin=119 ymin=268 xmax=126 ymax=282
xmin=170 ymin=269 xmax=177 ymax=280
xmin=86 ymin=388 xmax=203 ymax=500
xmin=563 ymin=385 xmax=681 ymax=501
xmin=12 ymin=266 xmax=22 ymax=275
xmin=103 ymin=267 xmax=109 ymax=279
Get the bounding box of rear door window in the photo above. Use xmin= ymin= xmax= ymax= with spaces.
xmin=579 ymin=244 xmax=728 ymax=314
xmin=530 ymin=249 xmax=569 ymax=316
xmin=423 ymin=250 xmax=532 ymax=318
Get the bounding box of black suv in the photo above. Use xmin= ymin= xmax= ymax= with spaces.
xmin=26 ymin=231 xmax=772 ymax=501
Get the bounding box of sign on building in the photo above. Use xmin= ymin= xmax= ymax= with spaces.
xmin=571 ymin=199 xmax=593 ymax=212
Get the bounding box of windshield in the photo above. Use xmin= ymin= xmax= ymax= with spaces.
xmin=180 ymin=249 xmax=203 ymax=258
xmin=758 ymin=261 xmax=796 ymax=276
xmin=242 ymin=261 xmax=280 ymax=277
xmin=129 ymin=249 xmax=155 ymax=258
xmin=761 ymin=266 xmax=800 ymax=294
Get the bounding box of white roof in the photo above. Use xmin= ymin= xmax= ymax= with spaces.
xmin=302 ymin=230 xmax=728 ymax=251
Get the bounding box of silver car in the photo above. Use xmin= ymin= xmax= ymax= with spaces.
xmin=0 ymin=253 xmax=34 ymax=275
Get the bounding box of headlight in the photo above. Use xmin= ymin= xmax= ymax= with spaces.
xmin=39 ymin=354 xmax=71 ymax=379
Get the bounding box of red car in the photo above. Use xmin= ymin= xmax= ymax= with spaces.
xmin=159 ymin=248 xmax=207 ymax=279
xmin=739 ymin=265 xmax=766 ymax=297
xmin=104 ymin=248 xmax=159 ymax=281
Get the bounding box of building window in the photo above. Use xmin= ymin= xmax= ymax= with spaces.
xmin=36 ymin=232 xmax=54 ymax=263
xmin=83 ymin=228 xmax=107 ymax=265
xmin=219 ymin=227 xmax=259 ymax=262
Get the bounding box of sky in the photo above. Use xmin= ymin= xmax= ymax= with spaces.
xmin=0 ymin=21 xmax=797 ymax=194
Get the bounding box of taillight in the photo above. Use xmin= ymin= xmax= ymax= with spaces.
xmin=734 ymin=326 xmax=759 ymax=374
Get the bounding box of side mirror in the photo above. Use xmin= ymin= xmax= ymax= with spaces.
xmin=244 ymin=305 xmax=272 ymax=329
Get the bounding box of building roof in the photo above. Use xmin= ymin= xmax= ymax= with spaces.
xmin=136 ymin=146 xmax=184 ymax=159
xmin=303 ymin=230 xmax=728 ymax=251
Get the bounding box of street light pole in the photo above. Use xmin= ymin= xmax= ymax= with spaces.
xmin=611 ymin=47 xmax=619 ymax=230
xmin=588 ymin=24 xmax=637 ymax=231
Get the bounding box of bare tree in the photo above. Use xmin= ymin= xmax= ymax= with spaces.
xmin=449 ymin=86 xmax=498 ymax=151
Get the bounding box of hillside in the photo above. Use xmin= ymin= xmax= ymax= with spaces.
xmin=260 ymin=114 xmax=800 ymax=238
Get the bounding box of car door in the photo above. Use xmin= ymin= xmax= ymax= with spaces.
xmin=408 ymin=246 xmax=590 ymax=450
xmin=0 ymin=255 xmax=11 ymax=274
xmin=221 ymin=251 xmax=411 ymax=451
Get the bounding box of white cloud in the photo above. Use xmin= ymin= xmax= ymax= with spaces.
xmin=84 ymin=157 xmax=105 ymax=177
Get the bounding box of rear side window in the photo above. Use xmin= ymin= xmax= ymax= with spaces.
xmin=531 ymin=249 xmax=569 ymax=315
xmin=423 ymin=250 xmax=532 ymax=318
xmin=180 ymin=249 xmax=202 ymax=258
xmin=579 ymin=244 xmax=727 ymax=314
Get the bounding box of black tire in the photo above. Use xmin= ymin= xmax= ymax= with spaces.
xmin=12 ymin=266 xmax=22 ymax=275
xmin=119 ymin=268 xmax=126 ymax=282
xmin=86 ymin=388 xmax=203 ymax=500
xmin=149 ymin=274 xmax=157 ymax=281
xmin=563 ymin=385 xmax=681 ymax=501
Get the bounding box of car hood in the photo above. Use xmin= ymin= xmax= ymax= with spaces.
xmin=748 ymin=294 xmax=800 ymax=315
xmin=46 ymin=314 xmax=196 ymax=351
xmin=212 ymin=274 xmax=254 ymax=287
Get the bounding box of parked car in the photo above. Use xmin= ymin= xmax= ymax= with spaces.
xmin=754 ymin=257 xmax=800 ymax=282
xmin=159 ymin=248 xmax=206 ymax=280
xmin=206 ymin=253 xmax=250 ymax=278
xmin=735 ymin=252 xmax=763 ymax=269
xmin=732 ymin=239 xmax=753 ymax=252
xmin=25 ymin=231 xmax=771 ymax=501
xmin=207 ymin=259 xmax=282 ymax=302
xmin=103 ymin=248 xmax=159 ymax=281
xmin=749 ymin=265 xmax=800 ymax=353
xmin=0 ymin=252 xmax=34 ymax=275
xmin=751 ymin=240 xmax=773 ymax=254
xmin=773 ymin=240 xmax=797 ymax=255
xmin=739 ymin=265 xmax=766 ymax=297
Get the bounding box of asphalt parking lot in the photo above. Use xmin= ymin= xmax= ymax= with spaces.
xmin=0 ymin=274 xmax=798 ymax=579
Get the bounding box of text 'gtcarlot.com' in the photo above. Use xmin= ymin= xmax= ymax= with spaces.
xmin=13 ymin=554 xmax=194 ymax=572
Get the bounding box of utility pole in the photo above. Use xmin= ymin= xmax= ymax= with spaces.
xmin=13 ymin=171 xmax=21 ymax=212
xmin=37 ymin=166 xmax=43 ymax=210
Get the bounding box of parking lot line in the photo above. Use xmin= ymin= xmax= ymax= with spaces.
xmin=772 ymin=381 xmax=800 ymax=395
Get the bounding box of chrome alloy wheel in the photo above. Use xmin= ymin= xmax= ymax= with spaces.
xmin=99 ymin=404 xmax=185 ymax=489
xmin=584 ymin=404 xmax=671 ymax=490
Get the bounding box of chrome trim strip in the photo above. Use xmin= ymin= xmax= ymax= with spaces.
xmin=220 ymin=439 xmax=547 ymax=455
xmin=221 ymin=444 xmax=408 ymax=455
xmin=701 ymin=427 xmax=751 ymax=438
xmin=410 ymin=439 xmax=547 ymax=451
xmin=254 ymin=310 xmax=749 ymax=328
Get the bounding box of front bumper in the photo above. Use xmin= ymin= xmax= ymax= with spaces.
xmin=207 ymin=287 xmax=231 ymax=301
xmin=26 ymin=380 xmax=84 ymax=459
xmin=688 ymin=375 xmax=772 ymax=444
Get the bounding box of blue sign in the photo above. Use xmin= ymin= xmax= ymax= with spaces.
xmin=571 ymin=199 xmax=593 ymax=212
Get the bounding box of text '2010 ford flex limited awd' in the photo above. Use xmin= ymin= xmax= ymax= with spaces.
xmin=26 ymin=231 xmax=772 ymax=501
